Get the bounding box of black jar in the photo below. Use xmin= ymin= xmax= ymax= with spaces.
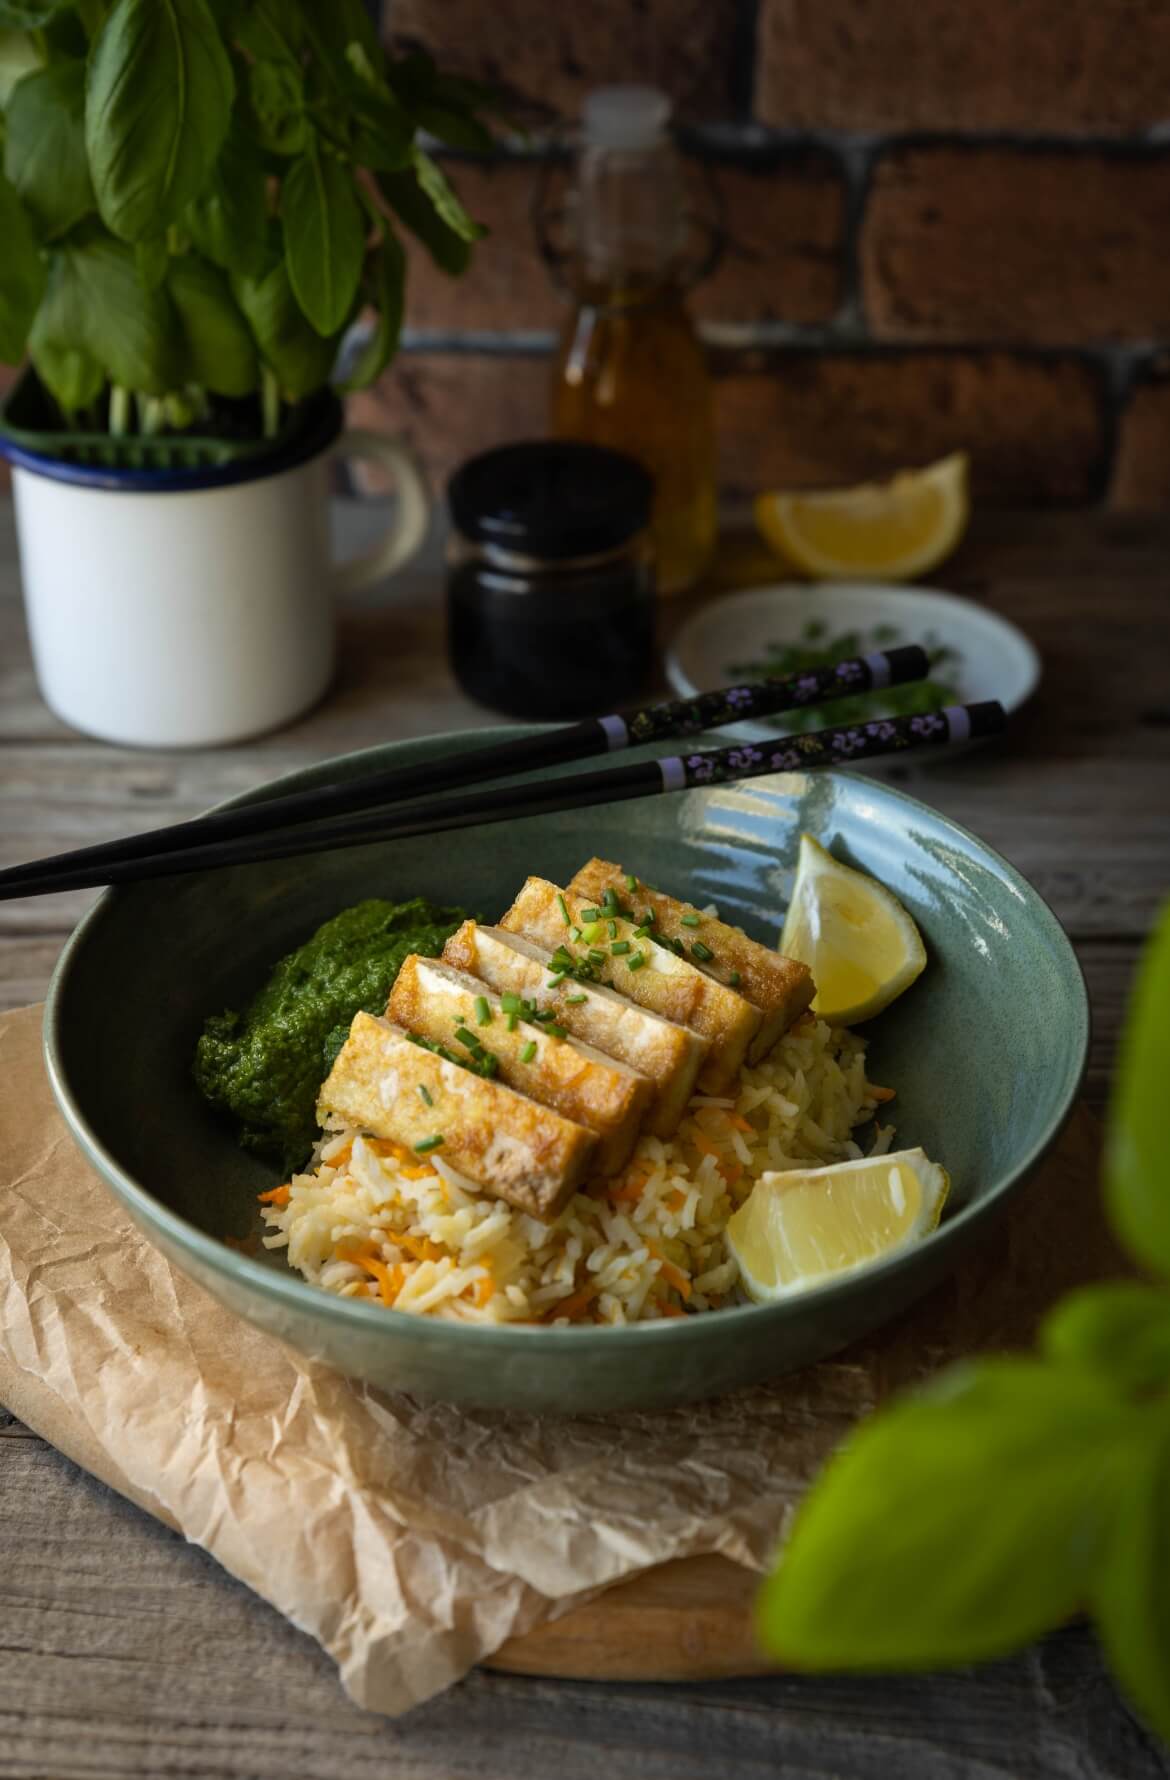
xmin=446 ymin=440 xmax=656 ymax=721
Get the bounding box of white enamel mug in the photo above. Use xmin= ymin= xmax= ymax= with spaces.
xmin=6 ymin=400 xmax=429 ymax=747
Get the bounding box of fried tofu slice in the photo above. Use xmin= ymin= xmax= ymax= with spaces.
xmin=499 ymin=877 xmax=762 ymax=1095
xmin=316 ymin=1012 xmax=597 ymax=1220
xmin=569 ymin=858 xmax=816 ymax=1062
xmin=442 ymin=920 xmax=710 ymax=1139
xmin=386 ymin=953 xmax=652 ymax=1177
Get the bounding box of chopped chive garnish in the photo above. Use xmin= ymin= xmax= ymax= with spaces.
xmin=520 ymin=1040 xmax=537 ymax=1063
xmin=672 ymin=937 xmax=687 ymax=956
xmin=417 ymin=1084 xmax=434 ymax=1107
xmin=691 ymin=940 xmax=714 ymax=962
xmin=588 ymin=948 xmax=606 ymax=966
xmin=580 ymin=907 xmax=602 ymax=923
xmin=581 ymin=921 xmax=601 ymax=943
xmin=729 ymin=969 xmax=741 ymax=987
xmin=625 ymin=873 xmax=638 ymax=892
xmin=611 ymin=939 xmax=631 ymax=955
xmin=565 ymin=992 xmax=587 ymax=1004
xmin=506 ymin=1010 xmax=518 ymax=1031
xmin=414 ymin=1134 xmax=444 ymax=1153
xmin=546 ymin=1022 xmax=567 ymax=1038
xmin=547 ymin=976 xmax=565 ymax=989
xmin=641 ymin=907 xmax=656 ymax=925
xmin=571 ymin=924 xmax=583 ymax=942
xmin=628 ymin=950 xmax=647 ymax=971
xmin=475 ymin=995 xmax=492 ymax=1026
xmin=680 ymin=912 xmax=701 ymax=928
xmin=633 ymin=924 xmax=652 ymax=940
xmin=501 ymin=991 xmax=521 ymax=1014
xmin=557 ymin=892 xmax=571 ymax=925
xmin=607 ymin=919 xmax=618 ymax=939
xmin=454 ymin=1026 xmax=479 ymax=1050
xmin=481 ymin=1051 xmax=499 ymax=1076
xmin=602 ymin=886 xmax=618 ymax=907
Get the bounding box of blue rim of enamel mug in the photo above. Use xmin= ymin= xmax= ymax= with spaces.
xmin=0 ymin=383 xmax=344 ymax=494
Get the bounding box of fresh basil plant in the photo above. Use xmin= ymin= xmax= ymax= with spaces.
xmin=0 ymin=0 xmax=499 ymax=437
xmin=759 ymin=900 xmax=1170 ymax=1743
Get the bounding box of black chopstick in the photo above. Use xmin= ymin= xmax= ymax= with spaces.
xmin=0 ymin=699 xmax=1005 ymax=899
xmin=0 ymin=646 xmax=930 ymax=903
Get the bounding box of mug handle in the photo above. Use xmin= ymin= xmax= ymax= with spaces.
xmin=326 ymin=428 xmax=431 ymax=596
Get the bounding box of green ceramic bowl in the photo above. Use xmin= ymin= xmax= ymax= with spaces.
xmin=44 ymin=730 xmax=1088 ymax=1414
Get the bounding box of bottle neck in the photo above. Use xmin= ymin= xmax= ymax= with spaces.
xmin=573 ymin=139 xmax=687 ymax=291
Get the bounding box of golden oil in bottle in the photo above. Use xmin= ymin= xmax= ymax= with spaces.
xmin=551 ymin=88 xmax=716 ymax=596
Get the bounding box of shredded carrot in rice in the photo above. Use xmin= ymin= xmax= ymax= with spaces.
xmin=368 ymin=1137 xmax=410 ymax=1161
xmin=257 ymin=1184 xmax=290 ymax=1205
xmin=474 ymin=1272 xmax=494 ymax=1309
xmin=546 ymin=1281 xmax=601 ymax=1321
xmin=610 ymin=1170 xmax=649 ymax=1203
xmin=657 ymin=1301 xmax=686 ymax=1318
xmin=692 ymin=1132 xmax=722 ymax=1161
xmin=666 ymin=1188 xmax=687 ymax=1211
xmin=400 ymin=1165 xmax=437 ymax=1181
xmin=396 ymin=1230 xmax=446 ymax=1264
xmin=718 ymin=1160 xmax=743 ymax=1186
xmin=647 ymin=1242 xmax=692 ymax=1299
xmin=725 ymin=1112 xmax=755 ymax=1134
xmin=868 ymin=1084 xmax=897 ymax=1103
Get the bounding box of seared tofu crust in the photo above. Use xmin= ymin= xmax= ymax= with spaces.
xmin=498 ymin=877 xmax=762 ymax=1095
xmin=570 ymin=858 xmax=815 ymax=1062
xmin=386 ymin=953 xmax=652 ymax=1176
xmin=317 ymin=1012 xmax=597 ymax=1219
xmin=442 ymin=920 xmax=709 ymax=1138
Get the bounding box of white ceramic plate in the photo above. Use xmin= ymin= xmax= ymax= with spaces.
xmin=666 ymin=582 xmax=1042 ymax=748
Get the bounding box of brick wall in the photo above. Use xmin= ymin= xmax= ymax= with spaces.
xmin=354 ymin=0 xmax=1170 ymax=509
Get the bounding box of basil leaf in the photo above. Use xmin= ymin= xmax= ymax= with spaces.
xmin=134 ymin=235 xmax=170 ymax=291
xmin=0 ymin=0 xmax=66 ymax=24
xmin=5 ymin=60 xmax=95 ymax=239
xmin=756 ymin=1359 xmax=1141 ymax=1668
xmin=1092 ymin=1414 xmax=1170 ymax=1744
xmin=1107 ymin=901 xmax=1170 ymax=1278
xmin=0 ymin=168 xmax=43 ymax=361
xmin=376 ymin=162 xmax=473 ymax=276
xmin=411 ymin=146 xmax=486 ymax=245
xmin=337 ymin=229 xmax=405 ymax=393
xmin=409 ymin=102 xmax=494 ymax=154
xmin=232 ymin=256 xmax=339 ymax=398
xmin=29 ymin=335 xmax=104 ymax=411
xmin=184 ymin=117 xmax=268 ymax=277
xmin=0 ymin=28 xmax=40 ymax=107
xmin=346 ymin=84 xmax=414 ymax=173
xmin=86 ymin=0 xmax=234 ymax=241
xmin=1042 ymin=1282 xmax=1170 ymax=1396
xmin=248 ymin=58 xmax=305 ymax=156
xmin=299 ymin=0 xmax=380 ymax=73
xmin=168 ymin=254 xmax=257 ymax=396
xmin=232 ymin=0 xmax=302 ymax=65
xmin=33 ymin=230 xmax=182 ymax=395
xmin=281 ymin=141 xmax=365 ymax=335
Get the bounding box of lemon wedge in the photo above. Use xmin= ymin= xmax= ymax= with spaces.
xmin=780 ymin=834 xmax=926 ymax=1025
xmin=754 ymin=452 xmax=969 ymax=581
xmin=726 ymin=1149 xmax=949 ymax=1302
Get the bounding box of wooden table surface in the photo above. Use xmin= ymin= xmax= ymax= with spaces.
xmin=1 ymin=500 xmax=1168 ymax=1778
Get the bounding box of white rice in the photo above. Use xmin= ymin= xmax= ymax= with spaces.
xmin=259 ymin=1014 xmax=894 ymax=1325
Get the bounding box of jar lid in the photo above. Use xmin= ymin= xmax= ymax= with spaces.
xmin=447 ymin=440 xmax=654 ymax=561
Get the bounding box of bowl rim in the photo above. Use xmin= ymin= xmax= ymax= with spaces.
xmin=44 ymin=729 xmax=1090 ymax=1352
xmin=665 ymin=579 xmax=1043 ymax=719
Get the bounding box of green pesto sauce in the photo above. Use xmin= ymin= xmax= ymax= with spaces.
xmin=193 ymin=897 xmax=468 ymax=1173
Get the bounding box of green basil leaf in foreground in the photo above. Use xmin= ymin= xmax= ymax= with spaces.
xmin=248 ymin=57 xmax=306 ymax=157
xmin=281 ymin=141 xmax=365 ymax=336
xmin=1042 ymin=1282 xmax=1170 ymax=1397
xmin=232 ymin=0 xmax=302 ymax=65
xmin=411 ymin=146 xmax=487 ymax=245
xmin=0 ymin=169 xmax=45 ymax=362
xmin=134 ymin=235 xmax=170 ymax=292
xmin=337 ymin=229 xmax=405 ymax=393
xmin=377 ymin=164 xmax=472 ymax=276
xmin=0 ymin=29 xmax=40 ymax=107
xmin=0 ymin=0 xmax=66 ymax=25
xmin=1092 ymin=1414 xmax=1170 ymax=1744
xmin=35 ymin=231 xmax=183 ymax=395
xmin=29 ymin=334 xmax=105 ymax=412
xmin=184 ymin=117 xmax=268 ymax=278
xmin=1107 ymin=900 xmax=1170 ymax=1279
xmin=168 ymin=255 xmax=257 ymax=397
xmin=233 ymin=257 xmax=339 ymax=399
xmin=4 ymin=58 xmax=94 ymax=239
xmin=756 ymin=1360 xmax=1142 ymax=1669
xmin=86 ymin=0 xmax=234 ymax=241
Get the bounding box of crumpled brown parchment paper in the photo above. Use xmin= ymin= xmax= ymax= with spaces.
xmin=0 ymin=1003 xmax=1114 ymax=1716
